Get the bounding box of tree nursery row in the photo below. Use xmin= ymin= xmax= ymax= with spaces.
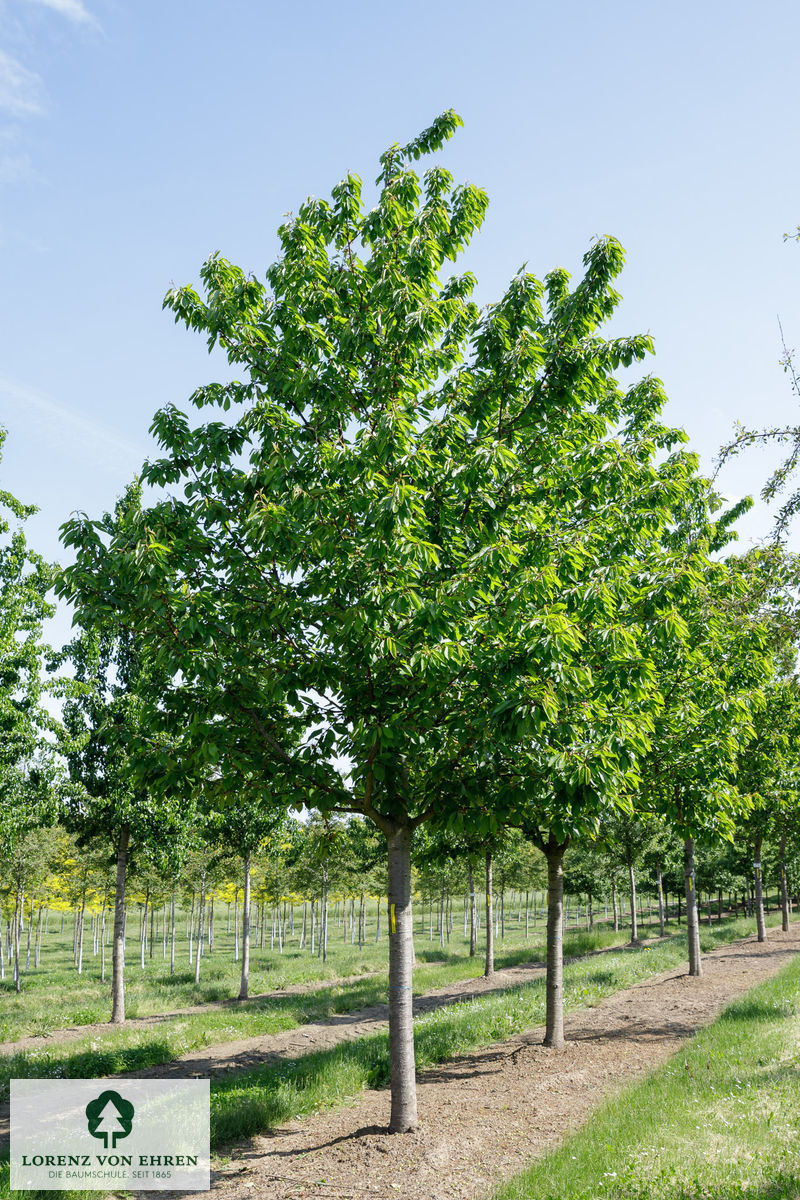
xmin=3 ymin=112 xmax=800 ymax=1132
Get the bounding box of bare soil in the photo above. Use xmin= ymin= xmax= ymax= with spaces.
xmin=147 ymin=926 xmax=800 ymax=1200
xmin=0 ymin=966 xmax=417 ymax=1057
xmin=129 ymin=958 xmax=557 ymax=1082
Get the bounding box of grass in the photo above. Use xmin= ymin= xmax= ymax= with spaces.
xmin=0 ymin=910 xmax=795 ymax=1199
xmin=206 ymin=912 xmax=786 ymax=1146
xmin=0 ymin=913 xmax=788 ymax=1107
xmin=0 ymin=891 xmax=715 ymax=1040
xmin=493 ymin=950 xmax=800 ymax=1200
xmin=0 ymin=923 xmax=654 ymax=1099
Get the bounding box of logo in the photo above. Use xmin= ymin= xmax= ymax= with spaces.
xmin=12 ymin=1079 xmax=209 ymax=1190
xmin=85 ymin=1090 xmax=135 ymax=1149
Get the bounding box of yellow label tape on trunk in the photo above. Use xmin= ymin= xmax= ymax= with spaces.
xmin=390 ymin=903 xmax=396 ymax=934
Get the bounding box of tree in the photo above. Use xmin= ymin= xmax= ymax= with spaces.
xmin=205 ymin=783 xmax=287 ymax=998
xmin=0 ymin=428 xmax=58 ymax=990
xmin=641 ymin=540 xmax=774 ymax=976
xmin=595 ymin=813 xmax=663 ymax=945
xmin=58 ymin=489 xmax=191 ymax=1022
xmin=58 ymin=113 xmax=711 ymax=1124
xmin=0 ymin=426 xmax=56 ymax=775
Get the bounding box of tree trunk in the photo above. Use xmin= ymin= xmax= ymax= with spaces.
xmin=387 ymin=824 xmax=417 ymax=1133
xmin=239 ymin=854 xmax=251 ymax=1000
xmin=684 ymin=836 xmax=702 ymax=977
xmin=611 ymin=876 xmax=619 ymax=932
xmin=13 ymin=882 xmax=22 ymax=993
xmin=484 ymin=851 xmax=494 ymax=978
xmin=194 ymin=869 xmax=206 ymax=984
xmin=233 ymin=888 xmax=239 ymax=961
xmin=140 ymin=889 xmax=149 ymax=970
xmin=656 ymin=864 xmax=665 ymax=938
xmin=321 ymin=865 xmax=329 ymax=963
xmin=627 ymin=856 xmax=639 ymax=946
xmin=25 ymin=891 xmax=34 ymax=971
xmin=170 ymin=889 xmax=176 ymax=974
xmin=543 ymin=834 xmax=568 ymax=1048
xmin=468 ymin=859 xmax=476 ymax=957
xmin=35 ymin=904 xmax=44 ymax=970
xmin=111 ymin=826 xmax=130 ymax=1023
xmin=77 ymin=885 xmax=87 ymax=974
xmin=780 ymin=824 xmax=790 ymax=932
xmin=753 ymin=834 xmax=766 ymax=943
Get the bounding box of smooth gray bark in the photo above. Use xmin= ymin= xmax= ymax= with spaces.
xmin=321 ymin=864 xmax=329 ymax=963
xmin=77 ymin=886 xmax=87 ymax=974
xmin=780 ymin=825 xmax=790 ymax=932
xmin=684 ymin=836 xmax=702 ymax=977
xmin=13 ymin=883 xmax=21 ymax=993
xmin=170 ymin=889 xmax=176 ymax=974
xmin=543 ymin=835 xmax=568 ymax=1048
xmin=656 ymin=863 xmax=665 ymax=938
xmin=468 ymin=859 xmax=476 ymax=957
xmin=484 ymin=851 xmax=494 ymax=978
xmin=194 ymin=868 xmax=206 ymax=984
xmin=753 ymin=834 xmax=766 ymax=943
xmin=25 ymin=891 xmax=34 ymax=971
xmin=111 ymin=826 xmax=130 ymax=1023
xmin=627 ymin=857 xmax=639 ymax=945
xmin=387 ymin=824 xmax=417 ymax=1133
xmin=239 ymin=854 xmax=251 ymax=999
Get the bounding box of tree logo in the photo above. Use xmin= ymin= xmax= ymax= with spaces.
xmin=85 ymin=1089 xmax=135 ymax=1149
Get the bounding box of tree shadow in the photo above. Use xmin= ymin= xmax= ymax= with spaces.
xmin=664 ymin=1174 xmax=800 ymax=1199
xmin=717 ymin=998 xmax=797 ymax=1023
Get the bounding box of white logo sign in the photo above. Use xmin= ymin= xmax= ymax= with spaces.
xmin=11 ymin=1079 xmax=210 ymax=1191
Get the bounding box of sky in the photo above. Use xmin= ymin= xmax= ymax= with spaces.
xmin=1 ymin=0 xmax=800 ymax=647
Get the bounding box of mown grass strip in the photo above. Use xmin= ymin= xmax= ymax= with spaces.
xmin=207 ymin=914 xmax=783 ymax=1146
xmin=0 ymin=921 xmax=673 ymax=1098
xmin=0 ymin=916 xmax=793 ymax=1200
xmin=493 ymin=949 xmax=800 ymax=1200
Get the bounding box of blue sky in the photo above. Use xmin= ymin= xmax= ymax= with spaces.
xmin=1 ymin=0 xmax=799 ymax=644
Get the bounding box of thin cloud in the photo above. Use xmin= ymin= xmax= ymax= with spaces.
xmin=24 ymin=0 xmax=96 ymax=25
xmin=0 ymin=50 xmax=45 ymax=116
xmin=0 ymin=378 xmax=149 ymax=479
xmin=0 ymin=151 xmax=34 ymax=183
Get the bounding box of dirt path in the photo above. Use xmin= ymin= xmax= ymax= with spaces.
xmin=149 ymin=926 xmax=800 ymax=1200
xmin=127 ymin=957 xmax=561 ymax=1081
xmin=0 ymin=966 xmax=414 ymax=1056
xmin=0 ymin=940 xmax=651 ymax=1149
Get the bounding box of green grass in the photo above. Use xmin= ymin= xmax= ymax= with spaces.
xmin=0 ymin=912 xmax=787 ymax=1109
xmin=493 ymin=951 xmax=800 ymax=1200
xmin=206 ymin=913 xmax=784 ymax=1146
xmin=0 ymin=923 xmax=651 ymax=1099
xmin=0 ymin=911 xmax=794 ymax=1199
xmin=0 ymin=891 xmax=708 ymax=1040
